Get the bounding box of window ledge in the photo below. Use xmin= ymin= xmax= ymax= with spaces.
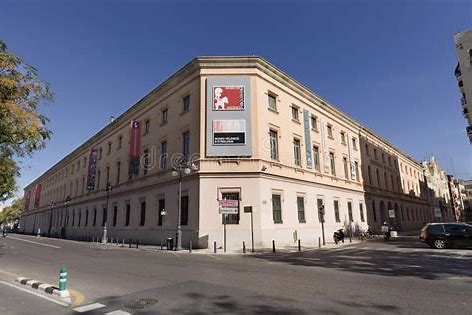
xmin=268 ymin=107 xmax=279 ymax=114
xmin=291 ymin=119 xmax=301 ymax=124
xmin=273 ymin=220 xmax=283 ymax=224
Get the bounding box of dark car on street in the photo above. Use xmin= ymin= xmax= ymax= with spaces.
xmin=420 ymin=223 xmax=472 ymax=249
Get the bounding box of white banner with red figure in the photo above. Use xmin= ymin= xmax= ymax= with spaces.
xmin=213 ymin=86 xmax=244 ymax=110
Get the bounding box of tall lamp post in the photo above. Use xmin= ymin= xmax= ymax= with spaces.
xmin=102 ymin=182 xmax=113 ymax=244
xmin=172 ymin=160 xmax=198 ymax=251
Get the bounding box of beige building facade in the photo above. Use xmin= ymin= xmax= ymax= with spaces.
xmin=21 ymin=56 xmax=433 ymax=250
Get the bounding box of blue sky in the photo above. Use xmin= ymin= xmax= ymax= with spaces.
xmin=1 ymin=0 xmax=471 ymax=201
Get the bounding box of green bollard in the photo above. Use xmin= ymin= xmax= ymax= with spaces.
xmin=58 ymin=267 xmax=68 ymax=291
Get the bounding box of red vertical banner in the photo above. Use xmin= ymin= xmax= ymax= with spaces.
xmin=129 ymin=120 xmax=141 ymax=175
xmin=34 ymin=184 xmax=42 ymax=208
xmin=24 ymin=190 xmax=31 ymax=209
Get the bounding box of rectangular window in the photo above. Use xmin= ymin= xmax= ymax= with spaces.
xmin=313 ymin=145 xmax=320 ymax=171
xmin=102 ymin=206 xmax=107 ymax=227
xmin=329 ymin=152 xmax=336 ymax=176
xmin=343 ymin=157 xmax=349 ymax=179
xmin=144 ymin=120 xmax=150 ymax=134
xmin=365 ymin=144 xmax=370 ymax=156
xmin=160 ymin=141 xmax=167 ymax=169
xmin=268 ymin=93 xmax=277 ymax=110
xmin=317 ymin=198 xmax=324 ymax=223
xmin=359 ymin=202 xmax=365 ymax=222
xmin=113 ymin=205 xmax=117 ymax=226
xmin=116 ymin=161 xmax=121 ymax=185
xmin=334 ymin=200 xmax=340 ymax=222
xmin=311 ymin=115 xmax=317 ymax=130
xmin=107 ymin=142 xmax=112 ymax=155
xmin=158 ymin=198 xmax=165 ymax=226
xmin=354 ymin=161 xmax=359 ymax=181
xmin=183 ymin=131 xmax=190 ymax=161
xmin=372 ymin=201 xmax=377 ymax=222
xmin=374 ymin=149 xmax=377 ymax=159
xmin=125 ymin=203 xmax=130 ymax=226
xmin=269 ymin=130 xmax=278 ymax=160
xmin=118 ymin=135 xmax=122 ymax=149
xmin=183 ymin=95 xmax=190 ymax=111
xmin=85 ymin=209 xmax=89 ymax=227
xmin=221 ymin=192 xmax=239 ymax=224
xmin=348 ymin=201 xmax=353 ymax=222
xmin=143 ymin=149 xmax=149 ymax=176
xmin=368 ymin=166 xmax=372 ymax=185
xmin=327 ymin=125 xmax=333 ymax=138
xmin=293 ymin=138 xmax=301 ymax=167
xmin=162 ymin=108 xmax=168 ymax=124
xmin=106 ymin=166 xmax=110 ymax=185
xmin=181 ymin=196 xmax=189 ymax=225
xmin=297 ymin=196 xmax=305 ymax=223
xmin=340 ymin=132 xmax=346 ymax=144
xmin=140 ymin=201 xmax=146 ymax=226
xmin=93 ymin=208 xmax=97 ymax=227
xmin=352 ymin=138 xmax=357 ymax=150
xmin=272 ymin=194 xmax=282 ymax=223
xmin=291 ymin=106 xmax=299 ymax=121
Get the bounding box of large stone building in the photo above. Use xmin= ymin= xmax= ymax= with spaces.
xmin=421 ymin=156 xmax=454 ymax=222
xmin=454 ymin=29 xmax=472 ymax=144
xmin=20 ymin=56 xmax=433 ymax=250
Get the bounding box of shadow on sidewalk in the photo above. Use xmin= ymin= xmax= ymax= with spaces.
xmin=246 ymin=238 xmax=472 ymax=280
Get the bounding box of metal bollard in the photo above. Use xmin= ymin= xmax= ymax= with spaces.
xmin=213 ymin=241 xmax=217 ymax=253
xmin=298 ymin=239 xmax=301 ymax=252
xmin=189 ymin=241 xmax=192 ymax=253
xmin=272 ymin=240 xmax=276 ymax=253
xmin=129 ymin=239 xmax=132 ymax=248
xmin=121 ymin=238 xmax=124 ymax=247
xmin=136 ymin=240 xmax=139 ymax=249
xmin=318 ymin=237 xmax=321 ymax=248
xmin=58 ymin=267 xmax=68 ymax=291
xmin=243 ymin=241 xmax=246 ymax=253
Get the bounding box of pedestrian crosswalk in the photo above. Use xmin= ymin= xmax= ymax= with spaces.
xmin=73 ymin=302 xmax=131 ymax=314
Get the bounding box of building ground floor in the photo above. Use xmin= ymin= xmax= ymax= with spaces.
xmin=20 ymin=173 xmax=434 ymax=250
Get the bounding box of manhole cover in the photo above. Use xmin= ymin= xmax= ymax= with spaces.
xmin=124 ymin=298 xmax=158 ymax=309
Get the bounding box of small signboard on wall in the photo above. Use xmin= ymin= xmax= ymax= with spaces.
xmin=388 ymin=209 xmax=395 ymax=218
xmin=219 ymin=199 xmax=239 ymax=214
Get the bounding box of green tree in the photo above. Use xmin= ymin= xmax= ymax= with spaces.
xmin=0 ymin=197 xmax=23 ymax=224
xmin=0 ymin=39 xmax=53 ymax=201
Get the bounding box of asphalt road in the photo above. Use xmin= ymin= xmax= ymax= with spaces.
xmin=0 ymin=234 xmax=471 ymax=314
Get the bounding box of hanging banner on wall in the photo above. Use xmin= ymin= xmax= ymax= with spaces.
xmin=129 ymin=120 xmax=141 ymax=175
xmin=213 ymin=119 xmax=246 ymax=145
xmin=34 ymin=183 xmax=42 ymax=208
xmin=213 ymin=86 xmax=245 ymax=110
xmin=206 ymin=76 xmax=252 ymax=157
xmin=347 ymin=133 xmax=357 ymax=181
xmin=320 ymin=118 xmax=330 ymax=174
xmin=86 ymin=149 xmax=98 ymax=190
xmin=303 ymin=109 xmax=313 ymax=169
xmin=24 ymin=190 xmax=31 ymax=210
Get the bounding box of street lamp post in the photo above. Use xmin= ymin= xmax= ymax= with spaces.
xmin=172 ymin=160 xmax=198 ymax=251
xmin=102 ymin=182 xmax=113 ymax=244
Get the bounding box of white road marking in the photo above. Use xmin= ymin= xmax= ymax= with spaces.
xmin=105 ymin=310 xmax=132 ymax=315
xmin=7 ymin=236 xmax=61 ymax=249
xmin=73 ymin=302 xmax=106 ymax=313
xmin=0 ymin=279 xmax=69 ymax=307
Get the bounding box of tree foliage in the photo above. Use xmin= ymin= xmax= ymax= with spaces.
xmin=0 ymin=39 xmax=53 ymax=201
xmin=0 ymin=197 xmax=23 ymax=224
